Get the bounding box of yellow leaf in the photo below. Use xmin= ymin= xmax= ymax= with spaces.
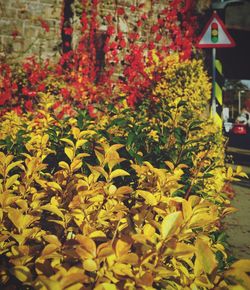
xmin=6 ymin=161 xmax=23 ymax=175
xmin=95 ymin=149 xmax=105 ymax=165
xmin=108 ymin=184 xmax=117 ymax=195
xmin=222 ymin=207 xmax=238 ymax=216
xmin=22 ymin=214 xmax=39 ymax=229
xmin=94 ymin=283 xmax=117 ymax=290
xmin=97 ymin=243 xmax=114 ymax=258
xmin=143 ymin=161 xmax=155 ymax=171
xmin=225 ymin=269 xmax=250 ymax=288
xmin=61 ymin=138 xmax=75 ymax=147
xmin=47 ymin=182 xmax=62 ymax=192
xmin=112 ymin=262 xmax=133 ymax=277
xmin=83 ymin=258 xmax=98 ymax=271
xmin=131 ymin=234 xmax=148 ymax=245
xmin=15 ymin=199 xmax=28 ymax=211
xmin=41 ymin=204 xmax=64 ymax=219
xmin=166 ymin=242 xmax=196 ymax=257
xmin=65 ymin=147 xmax=74 ymax=161
xmin=70 ymin=159 xmax=82 ymax=172
xmin=165 ymin=161 xmax=175 ymax=171
xmin=76 ymin=153 xmax=90 ymax=159
xmin=43 ymin=235 xmax=62 ymax=247
xmin=61 ymin=272 xmax=87 ymax=288
xmin=89 ymin=165 xmax=108 ymax=181
xmin=236 ymin=165 xmax=243 ymax=174
xmin=137 ymin=272 xmax=154 ymax=287
xmin=38 ymin=276 xmax=61 ymax=290
xmin=12 ymin=266 xmax=32 ymax=283
xmin=230 ymin=259 xmax=250 ymax=272
xmin=41 ymin=244 xmax=59 ymax=256
xmin=76 ymin=235 xmax=96 ymax=258
xmin=110 ymin=169 xmax=130 ymax=180
xmin=59 ymin=161 xmax=70 ymax=171
xmin=115 ymin=186 xmax=133 ymax=197
xmin=88 ymin=195 xmax=104 ymax=203
xmin=143 ymin=224 xmax=155 ymax=237
xmin=182 ymin=199 xmax=193 ymax=221
xmin=0 ymin=151 xmax=6 ymax=162
xmin=194 ymin=275 xmax=214 ymax=289
xmin=227 ymin=166 xmax=233 ymax=179
xmin=5 ymin=155 xmax=14 ymax=166
xmin=76 ymin=139 xmax=87 ymax=149
xmin=79 ymin=130 xmax=96 ymax=138
xmin=137 ymin=190 xmax=157 ymax=206
xmin=107 ymin=144 xmax=124 ymax=152
xmin=117 ymin=253 xmax=139 ymax=265
xmin=89 ymin=231 xmax=106 ymax=239
xmin=115 ymin=239 xmax=131 ymax=258
xmin=72 ymin=127 xmax=80 ymax=139
xmin=189 ymin=213 xmax=217 ymax=228
xmin=42 ymin=134 xmax=49 ymax=146
xmin=238 ymin=172 xmax=249 ymax=178
xmin=5 ymin=174 xmax=19 ymax=189
xmin=195 ymin=237 xmax=217 ymax=274
xmin=8 ymin=208 xmax=23 ymax=232
xmin=161 ymin=211 xmax=183 ymax=239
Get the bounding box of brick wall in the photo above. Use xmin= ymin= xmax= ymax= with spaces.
xmin=0 ymin=0 xmax=62 ymax=62
xmin=0 ymin=0 xmax=210 ymax=63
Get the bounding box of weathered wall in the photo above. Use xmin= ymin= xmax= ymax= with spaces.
xmin=0 ymin=0 xmax=210 ymax=63
xmin=0 ymin=0 xmax=62 ymax=62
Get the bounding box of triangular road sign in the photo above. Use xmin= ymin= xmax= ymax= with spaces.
xmin=197 ymin=12 xmax=235 ymax=48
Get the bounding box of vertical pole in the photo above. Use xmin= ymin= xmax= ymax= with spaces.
xmin=238 ymin=90 xmax=241 ymax=114
xmin=212 ymin=47 xmax=216 ymax=117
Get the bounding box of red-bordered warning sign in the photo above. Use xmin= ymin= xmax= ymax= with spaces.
xmin=197 ymin=12 xmax=235 ymax=48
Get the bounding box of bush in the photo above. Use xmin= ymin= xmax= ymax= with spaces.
xmin=0 ymin=54 xmax=249 ymax=289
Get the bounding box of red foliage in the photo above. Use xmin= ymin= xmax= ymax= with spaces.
xmin=0 ymin=64 xmax=12 ymax=106
xmin=87 ymin=104 xmax=98 ymax=118
xmin=0 ymin=0 xmax=198 ymax=115
xmin=117 ymin=7 xmax=125 ymax=16
xmin=38 ymin=17 xmax=50 ymax=32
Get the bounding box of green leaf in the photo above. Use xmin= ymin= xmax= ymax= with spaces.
xmin=126 ymin=132 xmax=136 ymax=147
xmin=109 ymin=118 xmax=127 ymax=127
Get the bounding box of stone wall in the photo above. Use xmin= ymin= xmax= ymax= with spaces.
xmin=0 ymin=0 xmax=62 ymax=62
xmin=0 ymin=0 xmax=210 ymax=63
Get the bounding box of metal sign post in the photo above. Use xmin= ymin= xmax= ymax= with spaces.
xmin=197 ymin=11 xmax=235 ymax=127
xmin=212 ymin=47 xmax=217 ymax=117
